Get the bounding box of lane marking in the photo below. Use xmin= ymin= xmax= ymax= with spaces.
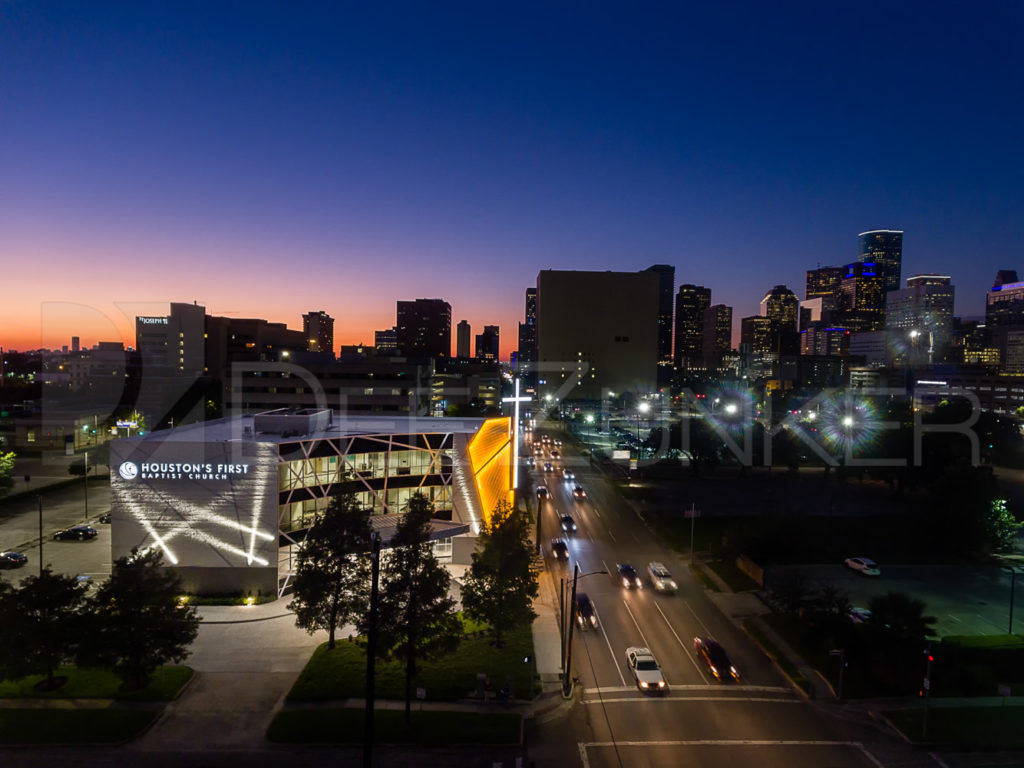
xmin=578 ymin=740 xmax=883 ymax=767
xmin=683 ymin=599 xmax=713 ymax=636
xmin=946 ymin=614 xmax=962 ymax=623
xmin=606 ymin=529 xmax=616 ymax=542
xmin=589 ymin=684 xmax=792 ymax=694
xmin=929 ymin=752 xmax=952 ymax=768
xmin=654 ymin=600 xmax=707 ymax=680
xmin=591 ymin=604 xmax=627 ymax=686
xmin=618 ymin=593 xmax=651 ymax=651
xmin=582 ymin=696 xmax=808 ymax=705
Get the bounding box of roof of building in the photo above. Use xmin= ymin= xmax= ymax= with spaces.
xmin=121 ymin=413 xmax=491 ymax=445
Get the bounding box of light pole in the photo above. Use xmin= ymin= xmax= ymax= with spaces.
xmin=563 ymin=563 xmax=608 ymax=697
xmin=585 ymin=413 xmax=594 ymax=451
xmin=829 ymin=648 xmax=845 ymax=699
xmin=1004 ymin=566 xmax=1022 ymax=634
xmin=83 ymin=451 xmax=89 ymax=524
xmin=364 ymin=531 xmax=381 ymax=768
xmin=636 ymin=401 xmax=650 ymax=458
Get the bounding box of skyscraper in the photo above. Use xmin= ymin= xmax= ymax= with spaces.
xmin=836 ymin=262 xmax=885 ymax=331
xmin=517 ymin=288 xmax=537 ymax=381
xmin=701 ymin=305 xmax=732 ymax=368
xmin=536 ymin=270 xmax=659 ymax=399
xmin=456 ymin=320 xmax=471 ymax=359
xmin=396 ymin=299 xmax=452 ymax=359
xmin=673 ymin=284 xmax=711 ymax=371
xmin=740 ymin=316 xmax=774 ymax=356
xmin=805 ymin=265 xmax=844 ymax=302
xmin=374 ymin=327 xmax=398 ymax=352
xmin=474 ymin=325 xmax=499 ymax=361
xmin=302 ymin=311 xmax=335 ymax=357
xmin=986 ymin=270 xmax=1024 ymax=328
xmin=858 ymin=230 xmax=903 ymax=293
xmin=760 ymin=285 xmax=798 ymax=333
xmin=645 ymin=264 xmax=675 ymax=364
xmin=886 ymin=274 xmax=955 ymax=364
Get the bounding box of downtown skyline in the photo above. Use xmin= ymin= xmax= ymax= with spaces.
xmin=2 ymin=2 xmax=1022 ymax=356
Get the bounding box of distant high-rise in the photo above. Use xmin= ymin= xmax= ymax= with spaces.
xmin=805 ymin=265 xmax=844 ymax=302
xmin=536 ymin=270 xmax=659 ymax=399
xmin=475 ymin=325 xmax=499 ymax=361
xmin=740 ymin=316 xmax=774 ymax=356
xmin=302 ymin=311 xmax=335 ymax=357
xmin=396 ymin=299 xmax=452 ymax=359
xmin=71 ymin=336 xmax=80 ymax=353
xmin=886 ymin=274 xmax=955 ymax=364
xmin=701 ymin=305 xmax=732 ymax=368
xmin=645 ymin=264 xmax=675 ymax=364
xmin=836 ymin=262 xmax=885 ymax=331
xmin=986 ymin=270 xmax=1024 ymax=328
xmin=858 ymin=230 xmax=903 ymax=293
xmin=517 ymin=288 xmax=538 ymax=381
xmin=456 ymin=320 xmax=471 ymax=359
xmin=136 ymin=301 xmax=206 ymax=374
xmin=760 ymin=285 xmax=799 ymax=334
xmin=374 ymin=327 xmax=398 ymax=352
xmin=673 ymin=284 xmax=711 ymax=371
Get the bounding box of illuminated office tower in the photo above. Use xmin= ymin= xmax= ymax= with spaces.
xmin=396 ymin=298 xmax=452 ymax=359
xmin=302 ymin=311 xmax=334 ymax=357
xmin=674 ymin=284 xmax=711 ymax=371
xmin=858 ymin=229 xmax=903 ymax=293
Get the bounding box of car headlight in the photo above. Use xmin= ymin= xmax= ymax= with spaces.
xmin=637 ymin=581 xmax=643 ymax=589
xmin=590 ymin=616 xmax=597 ymax=626
xmin=623 ymin=578 xmax=630 ymax=587
xmin=710 ymin=666 xmax=718 ymax=677
xmin=639 ymin=681 xmax=648 ymax=688
xmin=668 ymin=581 xmax=677 ymax=589
xmin=657 ymin=681 xmax=665 ymax=687
xmin=730 ymin=666 xmax=738 ymax=678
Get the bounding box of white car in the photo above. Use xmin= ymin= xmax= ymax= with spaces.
xmin=562 ymin=468 xmax=575 ymax=481
xmin=844 ymin=557 xmax=880 ymax=577
xmin=625 ymin=647 xmax=667 ymax=692
xmin=647 ymin=562 xmax=677 ymax=593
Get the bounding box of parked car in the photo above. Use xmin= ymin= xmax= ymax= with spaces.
xmin=625 ymin=646 xmax=667 ymax=692
xmin=572 ymin=485 xmax=587 ymax=500
xmin=551 ymin=539 xmax=570 ymax=560
xmin=536 ymin=486 xmax=549 ymax=500
xmin=0 ymin=551 xmax=28 ymax=569
xmin=694 ymin=637 xmax=740 ymax=681
xmin=575 ymin=593 xmax=598 ymax=629
xmin=618 ymin=563 xmax=643 ymax=589
xmin=849 ymin=606 xmax=872 ymax=624
xmin=560 ymin=514 xmax=577 ymax=533
xmin=844 ymin=557 xmax=880 ymax=576
xmin=53 ymin=525 xmax=98 ymax=541
xmin=647 ymin=562 xmax=677 ymax=593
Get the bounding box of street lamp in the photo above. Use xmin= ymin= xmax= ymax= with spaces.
xmin=636 ymin=401 xmax=650 ymax=457
xmin=563 ymin=563 xmax=608 ymax=697
xmin=585 ymin=413 xmax=594 ymax=450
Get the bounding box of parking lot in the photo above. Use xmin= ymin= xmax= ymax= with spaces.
xmin=765 ymin=561 xmax=1021 ymax=637
xmin=0 ymin=480 xmax=113 ymax=588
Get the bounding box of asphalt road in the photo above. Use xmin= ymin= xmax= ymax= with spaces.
xmin=525 ymin=427 xmax=914 ymax=768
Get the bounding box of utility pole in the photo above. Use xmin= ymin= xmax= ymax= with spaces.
xmin=364 ymin=532 xmax=381 ymax=768
xmin=563 ymin=563 xmax=580 ymax=698
xmin=83 ymin=451 xmax=89 ymax=524
xmin=829 ymin=648 xmax=845 ymax=699
xmin=37 ymin=496 xmax=43 ymax=576
xmin=686 ymin=503 xmax=700 ymax=563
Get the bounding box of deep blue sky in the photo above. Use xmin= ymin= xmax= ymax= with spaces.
xmin=2 ymin=1 xmax=1022 ymax=352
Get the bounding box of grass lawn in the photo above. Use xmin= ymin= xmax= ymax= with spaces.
xmin=0 ymin=708 xmax=159 ymax=744
xmin=288 ymin=625 xmax=537 ymax=702
xmin=267 ymin=708 xmax=521 ymax=745
xmin=0 ymin=666 xmax=193 ymax=701
xmin=885 ymin=705 xmax=1024 ymax=747
xmin=704 ymin=559 xmax=760 ymax=592
xmin=743 ymin=619 xmax=810 ymax=695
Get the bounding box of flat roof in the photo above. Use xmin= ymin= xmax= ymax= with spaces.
xmin=121 ymin=413 xmax=492 ymax=445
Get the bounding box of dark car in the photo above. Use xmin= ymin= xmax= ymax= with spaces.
xmin=694 ymin=637 xmax=740 ymax=681
xmin=572 ymin=485 xmax=587 ymax=500
xmin=98 ymin=512 xmax=112 ymax=524
xmin=575 ymin=593 xmax=598 ymax=629
xmin=618 ymin=563 xmax=642 ymax=589
xmin=536 ymin=486 xmax=549 ymax=500
xmin=560 ymin=514 xmax=577 ymax=533
xmin=551 ymin=538 xmax=570 ymax=560
xmin=53 ymin=525 xmax=99 ymax=541
xmin=0 ymin=551 xmax=28 ymax=569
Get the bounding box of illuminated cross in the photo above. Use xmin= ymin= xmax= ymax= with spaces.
xmin=502 ymin=378 xmax=532 ymax=500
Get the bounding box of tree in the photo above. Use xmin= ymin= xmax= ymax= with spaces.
xmin=0 ymin=450 xmax=15 ymax=497
xmin=373 ymin=493 xmax=461 ymax=723
xmin=288 ymin=494 xmax=372 ymax=650
xmin=461 ymin=499 xmax=539 ymax=648
xmin=0 ymin=568 xmax=87 ymax=689
xmin=867 ymin=591 xmax=937 ymax=644
xmin=983 ymin=498 xmax=1023 ymax=553
xmin=81 ymin=548 xmax=200 ymax=689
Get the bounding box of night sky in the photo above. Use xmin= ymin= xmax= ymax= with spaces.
xmin=2 ymin=2 xmax=1022 ymax=355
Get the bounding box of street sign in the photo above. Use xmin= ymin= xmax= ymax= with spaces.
xmin=116 ymin=420 xmax=138 ymax=429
